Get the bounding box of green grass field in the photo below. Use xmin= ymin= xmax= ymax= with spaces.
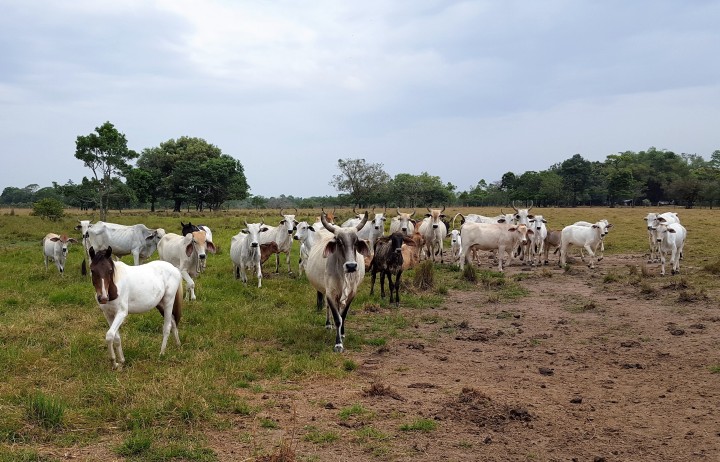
xmin=1 ymin=206 xmax=718 ymax=460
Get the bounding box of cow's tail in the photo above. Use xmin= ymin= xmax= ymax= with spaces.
xmin=173 ymin=285 xmax=183 ymax=325
xmin=81 ymin=259 xmax=87 ymax=276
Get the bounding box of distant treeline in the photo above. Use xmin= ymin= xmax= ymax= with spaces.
xmin=3 ymin=147 xmax=720 ymax=211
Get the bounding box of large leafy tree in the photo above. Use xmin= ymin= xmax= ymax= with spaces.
xmin=330 ymin=158 xmax=390 ymax=208
xmin=134 ymin=137 xmax=248 ymax=212
xmin=74 ymin=121 xmax=138 ymax=220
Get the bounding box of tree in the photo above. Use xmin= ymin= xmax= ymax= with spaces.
xmin=330 ymin=158 xmax=390 ymax=207
xmin=74 ymin=121 xmax=138 ymax=220
xmin=558 ymin=154 xmax=592 ymax=206
xmin=134 ymin=137 xmax=248 ymax=212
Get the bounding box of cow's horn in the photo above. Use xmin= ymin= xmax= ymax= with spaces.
xmin=355 ymin=212 xmax=369 ymax=231
xmin=321 ymin=212 xmax=338 ymax=234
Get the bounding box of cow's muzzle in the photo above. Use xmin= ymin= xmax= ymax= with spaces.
xmin=432 ymin=224 xmax=438 ymax=229
xmin=199 ymin=254 xmax=206 ymax=260
xmin=345 ymin=262 xmax=357 ymax=273
xmin=251 ymin=242 xmax=258 ymax=248
xmin=287 ymin=230 xmax=293 ymax=235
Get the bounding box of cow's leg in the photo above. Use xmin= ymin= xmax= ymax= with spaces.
xmin=670 ymin=246 xmax=679 ymax=275
xmin=316 ymin=291 xmax=324 ymax=312
xmin=133 ymin=251 xmax=141 ymax=266
xmin=583 ymin=245 xmax=596 ymax=268
xmin=439 ymin=241 xmax=444 ymax=264
xmin=326 ymin=298 xmax=344 ymax=352
xmin=380 ymin=271 xmax=387 ymax=299
xmin=394 ymin=271 xmax=402 ymax=306
xmin=44 ymin=255 xmax=49 ymax=271
xmin=274 ymin=253 xmax=280 ymax=273
xmin=660 ymin=250 xmax=667 ymax=276
xmin=370 ymin=268 xmax=377 ymax=295
xmin=160 ymin=300 xmax=174 ymax=356
xmin=181 ymin=270 xmax=196 ymax=300
xmin=559 ymin=244 xmax=568 ymax=267
xmin=597 ymin=240 xmax=605 ymax=261
xmin=285 ymin=251 xmax=292 ymax=274
xmin=497 ymin=245 xmax=505 ymax=272
xmin=239 ymin=263 xmax=248 ymax=284
xmin=255 ymin=260 xmax=262 ymax=288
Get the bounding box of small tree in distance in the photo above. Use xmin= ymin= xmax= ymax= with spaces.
xmin=330 ymin=158 xmax=390 ymax=207
xmin=74 ymin=121 xmax=137 ymax=220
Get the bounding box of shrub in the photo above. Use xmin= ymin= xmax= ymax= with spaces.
xmin=31 ymin=198 xmax=65 ymax=221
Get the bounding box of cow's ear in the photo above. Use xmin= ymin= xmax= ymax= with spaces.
xmin=260 ymin=227 xmax=269 ymax=233
xmin=542 ymin=219 xmax=547 ymax=223
xmin=324 ymin=240 xmax=337 ymax=257
xmin=355 ymin=239 xmax=370 ymax=257
xmin=527 ymin=229 xmax=534 ymax=235
xmin=185 ymin=242 xmax=194 ymax=257
xmin=424 ymin=213 xmax=431 ymax=217
xmin=508 ymin=227 xmax=517 ymax=232
xmin=206 ymin=241 xmax=216 ymax=254
xmin=606 ymin=223 xmax=613 ymax=229
xmin=50 ymin=237 xmax=60 ymax=242
xmin=658 ymin=217 xmax=667 ymax=223
xmin=74 ymin=224 xmax=82 ymax=230
xmin=668 ymin=228 xmax=677 ymax=233
xmin=528 ymin=214 xmax=535 ymax=219
xmin=440 ymin=214 xmax=446 ymax=218
xmin=592 ymin=225 xmax=599 ymax=229
xmin=241 ymin=229 xmax=248 ymax=234
xmin=280 ymin=219 xmax=286 ymax=225
xmin=68 ymin=238 xmax=78 ymax=243
xmin=308 ymin=226 xmax=315 ymax=232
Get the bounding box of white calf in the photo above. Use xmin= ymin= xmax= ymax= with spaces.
xmin=230 ymin=222 xmax=269 ymax=287
xmin=42 ymin=233 xmax=77 ymax=275
xmin=158 ymin=231 xmax=216 ymax=300
xmin=559 ymin=222 xmax=606 ymax=269
xmin=449 ymin=229 xmax=462 ymax=265
xmin=654 ymin=223 xmax=687 ymax=276
xmin=529 ymin=215 xmax=548 ymax=266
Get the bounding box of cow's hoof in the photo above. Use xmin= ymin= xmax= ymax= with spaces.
xmin=325 ymin=324 xmax=333 ymax=330
xmin=333 ymin=344 xmax=344 ymax=353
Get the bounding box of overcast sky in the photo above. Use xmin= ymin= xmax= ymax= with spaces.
xmin=1 ymin=0 xmax=719 ymax=198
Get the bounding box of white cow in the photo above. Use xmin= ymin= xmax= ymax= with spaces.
xmin=85 ymin=221 xmax=165 ymax=267
xmin=294 ymin=221 xmax=326 ymax=276
xmin=529 ymin=215 xmax=548 ymax=266
xmin=459 ymin=222 xmax=534 ymax=272
xmin=389 ymin=208 xmax=416 ymax=236
xmin=449 ymin=229 xmax=462 ymax=265
xmin=230 ymin=222 xmax=269 ymax=288
xmin=418 ymin=206 xmax=447 ymax=263
xmin=559 ymin=222 xmax=608 ymax=269
xmin=305 ymin=212 xmax=370 ymax=352
xmin=642 ymin=213 xmax=660 ymax=262
xmin=42 ymin=233 xmax=77 ymax=275
xmin=571 ymin=219 xmax=613 ymax=261
xmin=259 ymin=209 xmax=298 ymax=273
xmin=158 ymin=230 xmax=216 ymax=300
xmin=654 ymin=222 xmax=687 ymax=276
xmin=511 ymin=201 xmax=535 ymax=263
xmin=75 ymin=220 xmax=94 ymax=275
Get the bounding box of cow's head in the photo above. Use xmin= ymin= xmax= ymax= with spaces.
xmin=322 ymin=211 xmax=370 ymax=273
xmin=395 ymin=208 xmax=417 ymax=234
xmin=425 ymin=206 xmax=446 ymax=229
xmin=280 ymin=208 xmax=298 ymax=235
xmin=185 ymin=230 xmax=216 ymax=259
xmin=508 ymin=224 xmax=534 ymax=244
xmin=242 ymin=221 xmax=269 ymax=248
xmin=529 ymin=215 xmax=547 ymax=232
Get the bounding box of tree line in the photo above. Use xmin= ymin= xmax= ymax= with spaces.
xmin=2 ymin=121 xmax=720 ymax=214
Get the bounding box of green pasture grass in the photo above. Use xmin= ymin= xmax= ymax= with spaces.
xmin=1 ymin=206 xmax=719 ymax=455
xmin=399 ymin=418 xmax=438 ymax=432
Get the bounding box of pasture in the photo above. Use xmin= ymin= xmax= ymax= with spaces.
xmin=1 ymin=207 xmax=719 ymax=461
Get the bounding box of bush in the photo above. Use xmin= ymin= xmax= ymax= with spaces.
xmin=31 ymin=198 xmax=65 ymax=221
xmin=413 ymin=260 xmax=434 ymax=290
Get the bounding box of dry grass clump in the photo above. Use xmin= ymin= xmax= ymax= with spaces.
xmin=363 ymin=382 xmax=405 ymax=401
xmin=462 ymin=263 xmax=477 ymax=282
xmin=413 ymin=260 xmax=434 ymax=290
xmin=702 ymin=260 xmax=720 ymax=274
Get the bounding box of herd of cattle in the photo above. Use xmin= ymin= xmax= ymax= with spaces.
xmin=38 ymin=206 xmax=687 ymax=359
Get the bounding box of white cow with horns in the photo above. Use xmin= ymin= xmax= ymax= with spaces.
xmin=230 ymin=221 xmax=270 ymax=288
xmin=259 ymin=208 xmax=298 ymax=273
xmin=43 ymin=233 xmax=78 ymax=275
xmin=305 ymin=212 xmax=370 ymax=352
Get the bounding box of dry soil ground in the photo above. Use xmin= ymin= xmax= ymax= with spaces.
xmin=44 ymin=253 xmax=720 ymax=462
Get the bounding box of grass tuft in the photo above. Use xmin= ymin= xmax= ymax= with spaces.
xmin=26 ymin=392 xmax=64 ymax=430
xmin=399 ymin=418 xmax=438 ymax=432
xmin=413 ymin=260 xmax=434 ymax=290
